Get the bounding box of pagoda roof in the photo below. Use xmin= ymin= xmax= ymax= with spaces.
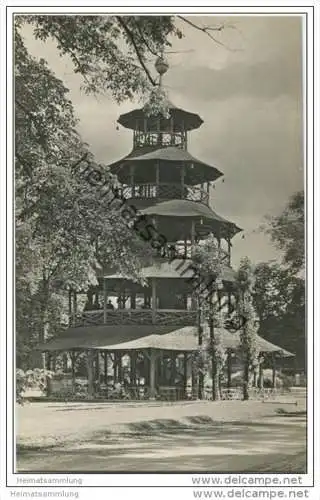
xmin=38 ymin=325 xmax=294 ymax=357
xmin=104 ymin=259 xmax=236 ymax=282
xmin=118 ymin=101 xmax=203 ymax=131
xmin=141 ymin=200 xmax=242 ymax=237
xmin=107 ymin=146 xmax=223 ymax=184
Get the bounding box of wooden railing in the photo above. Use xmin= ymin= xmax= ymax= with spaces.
xmin=76 ymin=309 xmax=198 ymax=327
xmin=119 ymin=183 xmax=209 ymax=205
xmin=133 ymin=131 xmax=185 ymax=149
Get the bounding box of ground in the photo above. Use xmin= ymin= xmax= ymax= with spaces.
xmin=16 ymin=390 xmax=307 ymax=473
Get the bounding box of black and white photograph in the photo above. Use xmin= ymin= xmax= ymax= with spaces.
xmin=2 ymin=3 xmax=319 ymax=498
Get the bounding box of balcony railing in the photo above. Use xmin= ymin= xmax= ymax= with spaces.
xmin=133 ymin=131 xmax=186 ymax=149
xmin=120 ymin=183 xmax=209 ymax=205
xmin=75 ymin=309 xmax=198 ymax=327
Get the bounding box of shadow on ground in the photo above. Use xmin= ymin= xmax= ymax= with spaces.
xmin=17 ymin=411 xmax=307 ymax=473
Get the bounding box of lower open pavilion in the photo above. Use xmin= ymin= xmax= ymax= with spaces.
xmin=39 ymin=324 xmax=293 ymax=401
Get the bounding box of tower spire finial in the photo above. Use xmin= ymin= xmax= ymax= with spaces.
xmin=155 ymin=48 xmax=169 ymax=87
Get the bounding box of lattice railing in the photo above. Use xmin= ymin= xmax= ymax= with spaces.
xmin=76 ymin=309 xmax=198 ymax=327
xmin=120 ymin=183 xmax=209 ymax=205
xmin=133 ymin=131 xmax=185 ymax=149
xmin=155 ymin=310 xmax=197 ymax=326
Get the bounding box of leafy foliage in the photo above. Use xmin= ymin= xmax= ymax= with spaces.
xmin=16 ymin=368 xmax=53 ymax=404
xmin=15 ymin=25 xmax=153 ymax=368
xmin=235 ymin=258 xmax=260 ymax=400
xmin=264 ymin=191 xmax=304 ymax=275
xmin=191 ymin=235 xmax=227 ymax=399
xmin=192 ymin=234 xmax=224 ymax=272
xmin=17 ymin=15 xmax=181 ymax=100
xmin=253 ymin=262 xmax=305 ymax=370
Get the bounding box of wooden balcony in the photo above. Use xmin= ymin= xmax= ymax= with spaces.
xmin=119 ymin=182 xmax=209 ymax=205
xmin=75 ymin=309 xmax=198 ymax=327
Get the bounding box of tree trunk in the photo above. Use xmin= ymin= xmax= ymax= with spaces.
xmin=212 ymin=364 xmax=220 ymax=401
xmin=34 ymin=279 xmax=50 ymax=369
xmin=243 ymin=355 xmax=250 ymax=400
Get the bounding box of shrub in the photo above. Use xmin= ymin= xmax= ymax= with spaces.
xmin=16 ymin=368 xmax=53 ymax=404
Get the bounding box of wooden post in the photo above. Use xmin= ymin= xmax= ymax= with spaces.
xmin=45 ymin=353 xmax=52 ymax=396
xmin=130 ymin=352 xmax=137 ymax=385
xmin=272 ymin=355 xmax=277 ymax=389
xmin=68 ymin=290 xmax=72 ymax=327
xmin=155 ymin=161 xmax=160 ymax=197
xmin=72 ymin=291 xmax=77 ymax=326
xmin=104 ymin=352 xmax=109 ymax=399
xmin=86 ymin=350 xmax=94 ymax=398
xmin=259 ymin=357 xmax=264 ymax=389
xmin=63 ymin=353 xmax=68 ymax=373
xmin=70 ymin=352 xmax=76 ymax=394
xmin=113 ymin=353 xmax=117 ymax=384
xmin=197 ymin=300 xmax=203 ymax=399
xmin=191 ymin=354 xmax=197 ymax=400
xmin=129 ymin=164 xmax=135 ymax=187
xmin=181 ymin=165 xmax=185 ymax=198
xmin=227 ymin=350 xmax=232 ymax=389
xmin=151 ymin=278 xmax=157 ymax=324
xmin=170 ymin=352 xmax=176 ymax=385
xmin=103 ymin=279 xmax=107 ymax=323
xmin=228 ymin=291 xmax=233 ymax=314
xmin=253 ymin=371 xmax=257 ymax=387
xmin=191 ymin=219 xmax=196 ymax=256
xmin=227 ymin=236 xmax=231 ymax=265
xmin=183 ymin=353 xmax=188 ymax=399
xmin=104 ymin=352 xmax=108 ymax=384
xmin=130 ymin=292 xmax=136 ymax=310
xmin=118 ymin=353 xmax=123 ymax=383
xmin=95 ymin=351 xmax=100 ymax=392
xmin=149 ymin=349 xmax=157 ymax=400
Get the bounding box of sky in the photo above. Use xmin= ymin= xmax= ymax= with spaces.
xmin=21 ymin=15 xmax=304 ymax=267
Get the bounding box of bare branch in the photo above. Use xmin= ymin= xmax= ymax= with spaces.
xmin=178 ymin=16 xmax=241 ymax=52
xmin=116 ymin=16 xmax=157 ymax=86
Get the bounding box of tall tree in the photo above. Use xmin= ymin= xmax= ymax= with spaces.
xmin=265 ymin=190 xmax=304 ymax=275
xmin=235 ymin=258 xmax=259 ymax=400
xmin=191 ymin=234 xmax=226 ymax=400
xmin=15 ymin=26 xmax=152 ymax=368
xmin=17 ymin=15 xmax=181 ymax=99
xmin=253 ymin=262 xmax=305 ymax=371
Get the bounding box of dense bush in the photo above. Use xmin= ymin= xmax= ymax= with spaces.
xmin=16 ymin=368 xmax=53 ymax=404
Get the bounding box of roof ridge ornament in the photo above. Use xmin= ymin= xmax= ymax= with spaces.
xmin=155 ymin=52 xmax=169 ymax=87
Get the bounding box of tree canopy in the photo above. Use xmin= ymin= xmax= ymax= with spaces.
xmin=253 ymin=262 xmax=305 ymax=370
xmin=264 ymin=190 xmax=304 ymax=275
xmin=15 ymin=21 xmax=156 ymax=368
xmin=17 ymin=15 xmax=181 ymax=100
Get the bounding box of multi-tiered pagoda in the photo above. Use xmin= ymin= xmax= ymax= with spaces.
xmin=40 ymin=58 xmax=293 ymax=400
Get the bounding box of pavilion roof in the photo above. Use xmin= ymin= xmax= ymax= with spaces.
xmin=107 ymin=146 xmax=223 ymax=184
xmin=37 ymin=325 xmax=294 ymax=357
xmin=125 ymin=146 xmax=220 ymax=171
xmin=141 ymin=200 xmax=242 ymax=237
xmin=104 ymin=259 xmax=236 ymax=282
xmin=117 ymin=102 xmax=204 ymax=131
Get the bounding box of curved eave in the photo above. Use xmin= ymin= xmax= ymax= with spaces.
xmin=107 ymin=147 xmax=223 ymax=184
xmin=118 ymin=106 xmax=204 ymax=131
xmin=37 ymin=325 xmax=294 ymax=357
xmin=141 ymin=200 xmax=242 ymax=238
xmin=104 ymin=260 xmax=236 ymax=283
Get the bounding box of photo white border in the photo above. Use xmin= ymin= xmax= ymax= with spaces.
xmin=1 ymin=2 xmax=319 ymax=497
